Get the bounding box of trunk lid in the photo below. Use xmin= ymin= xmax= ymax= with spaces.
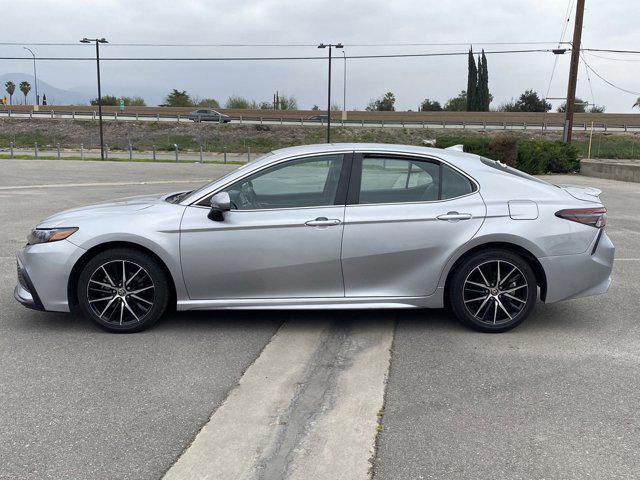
xmin=559 ymin=185 xmax=603 ymax=204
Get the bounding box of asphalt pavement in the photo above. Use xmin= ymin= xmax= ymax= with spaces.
xmin=1 ymin=159 xmax=638 ymax=479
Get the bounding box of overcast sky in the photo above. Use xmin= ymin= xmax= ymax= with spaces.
xmin=1 ymin=0 xmax=639 ymax=112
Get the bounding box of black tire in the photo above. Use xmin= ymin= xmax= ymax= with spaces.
xmin=449 ymin=249 xmax=537 ymax=333
xmin=77 ymin=248 xmax=169 ymax=333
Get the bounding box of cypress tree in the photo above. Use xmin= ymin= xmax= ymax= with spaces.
xmin=466 ymin=48 xmax=477 ymax=111
xmin=478 ymin=50 xmax=490 ymax=111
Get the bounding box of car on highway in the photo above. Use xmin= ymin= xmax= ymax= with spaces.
xmin=307 ymin=114 xmax=329 ymax=122
xmin=186 ymin=109 xmax=231 ymax=123
xmin=14 ymin=143 xmax=614 ymax=333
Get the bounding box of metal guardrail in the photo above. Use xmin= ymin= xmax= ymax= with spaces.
xmin=1 ymin=108 xmax=640 ymax=132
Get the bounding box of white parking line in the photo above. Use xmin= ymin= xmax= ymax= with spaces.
xmin=0 ymin=179 xmax=210 ymax=191
xmin=163 ymin=317 xmax=394 ymax=480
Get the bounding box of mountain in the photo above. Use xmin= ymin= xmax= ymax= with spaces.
xmin=0 ymin=73 xmax=90 ymax=105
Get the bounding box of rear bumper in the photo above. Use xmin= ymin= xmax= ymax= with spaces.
xmin=539 ymin=230 xmax=614 ymax=303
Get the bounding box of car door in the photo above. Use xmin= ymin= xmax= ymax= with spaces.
xmin=180 ymin=153 xmax=351 ymax=300
xmin=341 ymin=152 xmax=486 ymax=297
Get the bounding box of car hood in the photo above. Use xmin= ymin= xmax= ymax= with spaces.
xmin=36 ymin=193 xmax=168 ymax=228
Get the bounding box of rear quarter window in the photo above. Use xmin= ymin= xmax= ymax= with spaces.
xmin=441 ymin=164 xmax=476 ymax=199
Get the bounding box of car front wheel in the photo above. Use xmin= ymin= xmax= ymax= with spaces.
xmin=77 ymin=248 xmax=169 ymax=333
xmin=449 ymin=249 xmax=537 ymax=333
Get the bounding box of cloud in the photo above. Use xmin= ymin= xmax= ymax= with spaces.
xmin=1 ymin=0 xmax=638 ymax=111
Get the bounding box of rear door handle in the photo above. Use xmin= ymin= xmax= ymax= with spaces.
xmin=437 ymin=212 xmax=472 ymax=221
xmin=305 ymin=217 xmax=341 ymax=227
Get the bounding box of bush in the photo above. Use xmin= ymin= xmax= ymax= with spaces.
xmin=435 ymin=136 xmax=579 ymax=174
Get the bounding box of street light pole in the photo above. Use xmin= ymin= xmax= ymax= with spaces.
xmin=317 ymin=43 xmax=343 ymax=143
xmin=22 ymin=47 xmax=38 ymax=107
xmin=80 ymin=37 xmax=108 ymax=160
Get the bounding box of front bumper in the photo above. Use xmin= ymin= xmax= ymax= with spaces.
xmin=14 ymin=239 xmax=86 ymax=312
xmin=539 ymin=229 xmax=615 ymax=303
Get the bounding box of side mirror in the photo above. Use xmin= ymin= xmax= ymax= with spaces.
xmin=208 ymin=192 xmax=231 ymax=221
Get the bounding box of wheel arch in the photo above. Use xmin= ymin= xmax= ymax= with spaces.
xmin=67 ymin=241 xmax=177 ymax=311
xmin=443 ymin=241 xmax=548 ymax=306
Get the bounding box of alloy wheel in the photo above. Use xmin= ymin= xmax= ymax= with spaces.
xmin=462 ymin=260 xmax=529 ymax=326
xmin=86 ymin=260 xmax=155 ymax=326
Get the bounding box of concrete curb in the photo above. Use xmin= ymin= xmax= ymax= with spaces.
xmin=580 ymin=159 xmax=640 ymax=183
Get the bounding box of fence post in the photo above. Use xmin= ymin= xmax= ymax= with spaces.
xmin=152 ymin=145 xmax=156 ymax=161
xmin=56 ymin=143 xmax=61 ymax=160
xmin=34 ymin=142 xmax=38 ymax=159
xmin=247 ymin=146 xmax=251 ymax=162
xmin=523 ymin=122 xmax=527 ymax=131
xmin=105 ymin=145 xmax=109 ymax=160
xmin=280 ymin=117 xmax=283 ymax=125
xmin=442 ymin=120 xmax=446 ymax=129
xmin=624 ymin=124 xmax=628 ymax=132
xmin=157 ymin=113 xmax=160 ymax=122
xmin=301 ymin=117 xmax=304 ymax=126
xmin=7 ymin=109 xmax=10 ymax=118
xmin=114 ymin=112 xmax=118 ymax=121
xmin=462 ymin=121 xmax=466 ymax=130
xmin=174 ymin=144 xmax=179 ymax=162
xmin=30 ymin=111 xmax=33 ymax=119
xmin=199 ymin=144 xmax=203 ymax=163
xmin=224 ymin=145 xmax=227 ymax=164
xmin=482 ymin=121 xmax=486 ymax=131
xmin=177 ymin=114 xmax=180 ymax=123
xmin=136 ymin=113 xmax=139 ymax=121
xmin=128 ymin=141 xmax=133 ymax=160
xmin=92 ymin=111 xmax=96 ymax=121
xmin=10 ymin=141 xmax=14 ymax=158
xmin=50 ymin=110 xmax=54 ymax=119
xmin=260 ymin=117 xmax=263 ymax=125
xmin=239 ymin=115 xmax=243 ymax=125
xmin=503 ymin=122 xmax=507 ymax=130
xmin=72 ymin=111 xmax=75 ymax=120
xmin=80 ymin=143 xmax=84 ymax=161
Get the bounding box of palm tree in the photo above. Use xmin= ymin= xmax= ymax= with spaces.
xmin=634 ymin=97 xmax=640 ymax=110
xmin=5 ymin=81 xmax=15 ymax=105
xmin=19 ymin=81 xmax=31 ymax=105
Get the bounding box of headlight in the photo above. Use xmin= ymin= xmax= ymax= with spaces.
xmin=27 ymin=227 xmax=78 ymax=245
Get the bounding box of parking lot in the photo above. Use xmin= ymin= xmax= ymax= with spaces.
xmin=1 ymin=159 xmax=639 ymax=479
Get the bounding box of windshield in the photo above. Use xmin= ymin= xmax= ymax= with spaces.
xmin=181 ymin=151 xmax=275 ymax=202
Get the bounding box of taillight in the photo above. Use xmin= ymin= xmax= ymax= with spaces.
xmin=555 ymin=207 xmax=607 ymax=228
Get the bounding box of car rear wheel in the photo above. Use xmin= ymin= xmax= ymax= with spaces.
xmin=449 ymin=249 xmax=537 ymax=333
xmin=77 ymin=248 xmax=169 ymax=333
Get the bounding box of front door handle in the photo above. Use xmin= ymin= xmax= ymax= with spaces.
xmin=437 ymin=212 xmax=472 ymax=221
xmin=305 ymin=217 xmax=341 ymax=227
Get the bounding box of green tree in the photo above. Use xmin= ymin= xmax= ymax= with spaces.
xmin=226 ymin=95 xmax=250 ymax=109
xmin=19 ymin=81 xmax=31 ymax=104
xmin=90 ymin=95 xmax=119 ymax=106
xmin=477 ymin=50 xmax=490 ymax=111
xmin=420 ymin=98 xmax=442 ymax=111
xmin=258 ymin=101 xmax=273 ymax=110
xmin=122 ymin=96 xmax=146 ymax=106
xmin=444 ymin=91 xmax=467 ymax=111
xmin=163 ymin=89 xmax=194 ymax=107
xmin=196 ymin=98 xmax=219 ymax=108
xmin=5 ymin=81 xmax=15 ymax=105
xmin=311 ymin=105 xmax=320 ymax=111
xmin=588 ymin=105 xmax=606 ymax=113
xmin=557 ymin=98 xmax=586 ymax=113
xmin=506 ymin=90 xmax=552 ymax=112
xmin=366 ymin=92 xmax=396 ymax=111
xmin=277 ymin=94 xmax=298 ymax=110
xmin=466 ymin=48 xmax=478 ymax=111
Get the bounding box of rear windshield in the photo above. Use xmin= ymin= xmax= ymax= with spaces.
xmin=480 ymin=157 xmax=556 ymax=187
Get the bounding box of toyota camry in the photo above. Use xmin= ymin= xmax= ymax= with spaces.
xmin=15 ymin=143 xmax=614 ymax=333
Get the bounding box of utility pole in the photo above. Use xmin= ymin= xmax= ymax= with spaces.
xmin=317 ymin=43 xmax=343 ymax=143
xmin=80 ymin=37 xmax=108 ymax=160
xmin=562 ymin=0 xmax=585 ymax=143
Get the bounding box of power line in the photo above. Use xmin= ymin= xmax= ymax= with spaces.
xmin=581 ymin=56 xmax=640 ymax=96
xmin=584 ymin=51 xmax=640 ymax=62
xmin=0 ymin=41 xmax=571 ymax=48
xmin=545 ymin=0 xmax=576 ymax=101
xmin=583 ymin=48 xmax=640 ymax=55
xmin=0 ymin=48 xmax=558 ymax=62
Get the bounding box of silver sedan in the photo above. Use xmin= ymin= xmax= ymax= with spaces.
xmin=14 ymin=143 xmax=614 ymax=333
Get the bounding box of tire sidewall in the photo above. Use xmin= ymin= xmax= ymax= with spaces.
xmin=77 ymin=248 xmax=169 ymax=333
xmin=450 ymin=249 xmax=537 ymax=333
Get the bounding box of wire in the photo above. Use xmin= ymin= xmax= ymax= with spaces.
xmin=0 ymin=41 xmax=571 ymax=48
xmin=580 ymin=56 xmax=640 ymax=96
xmin=580 ymin=54 xmax=596 ymax=107
xmin=584 ymin=51 xmax=640 ymax=62
xmin=0 ymin=48 xmax=558 ymax=62
xmin=583 ymin=48 xmax=640 ymax=55
xmin=544 ymin=0 xmax=576 ymax=106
